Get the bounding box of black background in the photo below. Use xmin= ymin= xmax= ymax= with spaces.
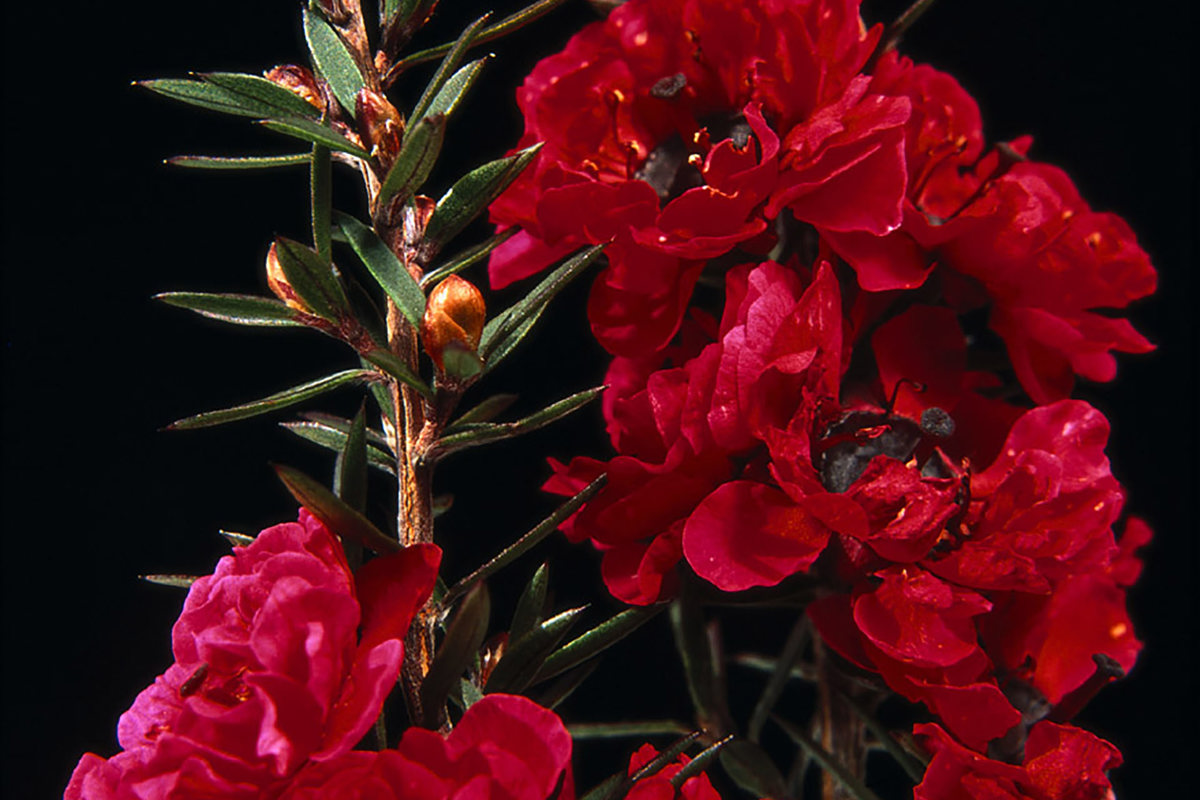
xmin=2 ymin=1 xmax=1194 ymax=797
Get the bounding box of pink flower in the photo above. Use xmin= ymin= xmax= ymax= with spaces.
xmin=66 ymin=511 xmax=440 ymax=799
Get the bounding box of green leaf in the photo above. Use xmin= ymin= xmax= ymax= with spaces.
xmin=510 ymin=562 xmax=549 ymax=641
xmin=534 ymin=660 xmax=600 ymax=711
xmin=362 ymin=348 xmax=433 ymax=399
xmin=445 ymin=392 xmax=518 ymax=430
xmin=420 ymin=582 xmax=490 ymax=728
xmin=303 ymin=6 xmax=366 ymax=117
xmin=568 ymin=720 xmax=692 ymax=740
xmin=479 ymin=243 xmax=606 ymax=371
xmin=534 ymin=604 xmax=665 ymax=683
xmin=377 ymin=113 xmax=446 ymax=208
xmin=410 ymin=14 xmax=491 ymax=124
xmin=484 ymin=606 xmax=587 ymax=695
xmin=669 ymin=736 xmax=734 ymax=789
xmin=719 ymin=740 xmax=789 ymax=799
xmin=840 ymin=690 xmax=928 ymax=782
xmin=138 ymin=74 xmax=318 ymax=120
xmin=669 ymin=584 xmax=728 ymax=734
xmin=311 ymin=144 xmax=332 ymax=263
xmin=441 ymin=475 xmax=606 ymax=607
xmin=155 ymin=292 xmax=303 ymax=327
xmin=421 ymin=144 xmax=543 ymax=262
xmin=259 ymin=117 xmax=370 ymax=158
xmin=334 ymin=403 xmax=368 ymax=511
xmin=425 ymin=386 xmax=603 ymax=462
xmin=273 ymin=463 xmax=400 ymax=554
xmin=219 ymin=529 xmax=256 ymax=547
xmin=333 ymin=212 xmax=426 ymax=327
xmin=423 ymin=57 xmax=489 ymax=122
xmin=166 ymin=369 xmax=375 ymax=430
xmin=772 ymin=716 xmax=884 ymax=800
xmin=747 ymin=615 xmax=810 ymax=743
xmin=167 ymin=153 xmax=311 ymax=170
xmin=420 ymin=226 xmax=517 ymax=288
xmin=439 ymin=342 xmax=485 ymax=380
xmin=578 ymin=774 xmax=625 ymax=800
xmin=141 ymin=574 xmax=198 ymax=589
xmin=281 ymin=420 xmax=396 ymax=475
xmin=634 ymin=731 xmax=703 ymax=781
xmin=274 ymin=236 xmax=350 ymax=320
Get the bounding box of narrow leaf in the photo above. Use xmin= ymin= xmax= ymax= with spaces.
xmin=274 ymin=237 xmax=350 ymax=320
xmin=534 ymin=605 xmax=665 ymax=684
xmin=334 ymin=403 xmax=368 ymax=511
xmin=484 ymin=606 xmax=587 ymax=695
xmin=200 ymin=72 xmax=322 ymax=118
xmin=633 ymin=731 xmax=703 ymax=782
xmin=421 ymin=144 xmax=543 ymax=260
xmin=219 ymin=530 xmax=255 ymax=547
xmin=377 ymin=114 xmax=446 ymax=208
xmin=273 ymin=463 xmax=400 ymax=554
xmin=840 ymin=690 xmax=928 ymax=782
xmin=259 ymin=117 xmax=370 ymax=158
xmin=669 ymin=736 xmax=734 ymax=789
xmin=423 ymin=57 xmax=489 ymax=122
xmin=427 ymin=386 xmax=603 ymax=461
xmin=510 ymin=563 xmax=549 ymax=641
xmin=155 ymin=292 xmax=302 ymax=327
xmin=669 ymin=584 xmax=725 ymax=732
xmin=311 ymin=144 xmax=332 ymax=263
xmin=166 ymin=369 xmax=375 ymax=430
xmin=138 ymin=76 xmax=313 ymax=120
xmin=578 ymin=774 xmax=625 ymax=800
xmin=409 ymin=14 xmax=491 ymax=124
xmin=535 ymin=661 xmax=600 ymax=711
xmin=772 ymin=716 xmax=884 ymax=800
xmin=747 ymin=615 xmax=810 ymax=743
xmin=442 ymin=475 xmax=606 ymax=606
xmin=421 ymin=582 xmax=490 ymax=728
xmin=480 ymin=243 xmax=606 ymax=370
xmin=334 ymin=211 xmax=426 ymax=326
xmin=568 ymin=721 xmax=692 ymax=740
xmin=303 ymin=7 xmax=366 ymax=117
xmin=362 ymin=348 xmax=433 ymax=398
xmin=141 ymin=574 xmax=198 ymax=589
xmin=281 ymin=420 xmax=395 ymax=475
xmin=167 ymin=153 xmax=311 ymax=170
xmin=420 ymin=226 xmax=517 ymax=288
xmin=719 ymin=740 xmax=789 ymax=799
xmin=445 ymin=392 xmax=518 ymax=429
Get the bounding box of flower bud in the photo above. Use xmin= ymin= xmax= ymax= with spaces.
xmin=264 ymin=65 xmax=326 ymax=114
xmin=421 ymin=275 xmax=486 ymax=372
xmin=264 ymin=243 xmax=310 ymax=313
xmin=356 ymin=88 xmax=405 ymax=169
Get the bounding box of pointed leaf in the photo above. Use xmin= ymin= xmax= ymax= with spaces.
xmin=421 ymin=582 xmax=490 ymax=728
xmin=259 ymin=117 xmax=370 ymax=158
xmin=510 ymin=563 xmax=549 ymax=641
xmin=200 ymin=72 xmax=323 ymax=118
xmin=409 ymin=14 xmax=491 ymax=124
xmin=155 ymin=292 xmax=303 ymax=327
xmin=311 ymin=144 xmax=333 ymax=263
xmin=303 ymin=7 xmax=366 ymax=117
xmin=141 ymin=574 xmax=198 ymax=589
xmin=669 ymin=736 xmax=734 ymax=788
xmin=771 ymin=716 xmax=884 ymax=800
xmin=442 ymin=475 xmax=606 ymax=606
xmin=377 ymin=113 xmax=446 ymax=208
xmin=423 ymin=57 xmax=489 ymax=123
xmin=534 ymin=604 xmax=665 ymax=683
xmin=421 ymin=144 xmax=543 ymax=261
xmin=568 ymin=721 xmax=691 ymax=740
xmin=426 ymin=386 xmax=603 ymax=461
xmin=166 ymin=369 xmax=375 ymax=430
xmin=420 ymin=226 xmax=517 ymax=288
xmin=333 ymin=212 xmax=426 ymax=326
xmin=362 ymin=348 xmax=433 ymax=398
xmin=274 ymin=236 xmax=350 ymax=320
xmin=273 ymin=463 xmax=400 ymax=554
xmin=167 ymin=153 xmax=311 ymax=170
xmin=219 ymin=530 xmax=255 ymax=547
xmin=479 ymin=244 xmax=606 ymax=370
xmin=535 ymin=660 xmax=600 ymax=711
xmin=138 ymin=75 xmax=315 ymax=120
xmin=634 ymin=731 xmax=703 ymax=782
xmin=669 ymin=585 xmax=725 ymax=732
xmin=334 ymin=403 xmax=368 ymax=511
xmin=445 ymin=392 xmax=518 ymax=430
xmin=484 ymin=606 xmax=587 ymax=695
xmin=719 ymin=740 xmax=788 ymax=799
xmin=578 ymin=774 xmax=625 ymax=800
xmin=281 ymin=419 xmax=395 ymax=474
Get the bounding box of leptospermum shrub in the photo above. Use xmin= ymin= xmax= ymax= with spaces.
xmin=67 ymin=1 xmax=1155 ymax=798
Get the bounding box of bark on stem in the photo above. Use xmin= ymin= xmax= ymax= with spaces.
xmin=815 ymin=638 xmax=868 ymax=800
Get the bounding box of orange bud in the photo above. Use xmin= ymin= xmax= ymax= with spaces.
xmin=356 ymin=88 xmax=405 ymax=168
xmin=264 ymin=243 xmax=310 ymax=313
xmin=421 ymin=275 xmax=486 ymax=371
xmin=264 ymin=65 xmax=326 ymax=114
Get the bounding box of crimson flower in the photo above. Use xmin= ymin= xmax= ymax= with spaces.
xmin=65 ymin=511 xmax=440 ymax=799
xmin=624 ymin=743 xmax=719 ymax=800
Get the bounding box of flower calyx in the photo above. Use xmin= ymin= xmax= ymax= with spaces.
xmin=422 ymin=275 xmax=486 ymax=379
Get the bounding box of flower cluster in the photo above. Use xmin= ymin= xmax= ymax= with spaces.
xmin=492 ymin=0 xmax=1154 ymax=793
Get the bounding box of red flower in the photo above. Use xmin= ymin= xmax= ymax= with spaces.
xmin=914 ymin=721 xmax=1122 ymax=800
xmin=277 ymin=694 xmax=574 ymax=800
xmin=624 ymin=743 xmax=719 ymax=800
xmin=66 ymin=511 xmax=440 ymax=799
